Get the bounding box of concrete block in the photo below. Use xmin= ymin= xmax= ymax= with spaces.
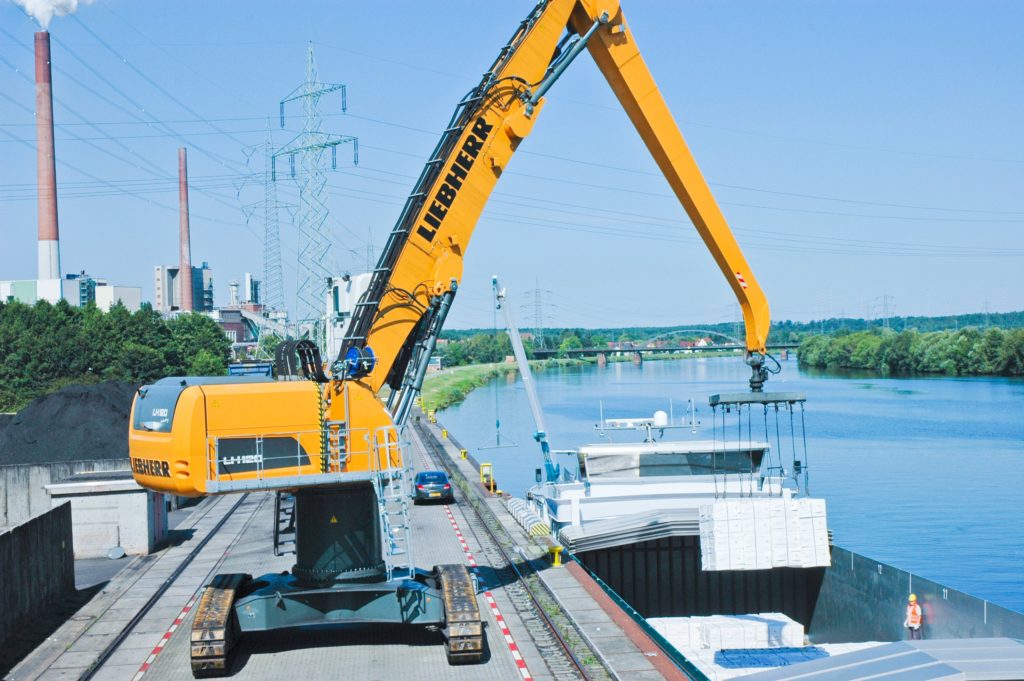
xmin=46 ymin=473 xmax=166 ymax=558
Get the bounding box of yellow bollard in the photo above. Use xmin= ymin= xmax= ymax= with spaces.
xmin=480 ymin=463 xmax=497 ymax=494
xmin=460 ymin=449 xmax=467 ymax=460
xmin=549 ymin=545 xmax=563 ymax=567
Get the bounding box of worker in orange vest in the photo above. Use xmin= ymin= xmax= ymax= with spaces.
xmin=904 ymin=593 xmax=923 ymax=639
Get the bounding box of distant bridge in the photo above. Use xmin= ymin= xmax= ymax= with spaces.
xmin=531 ymin=342 xmax=799 ymax=359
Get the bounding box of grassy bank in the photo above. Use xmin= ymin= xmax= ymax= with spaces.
xmin=420 ymin=358 xmax=587 ymax=412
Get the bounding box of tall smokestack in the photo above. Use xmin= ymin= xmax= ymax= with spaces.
xmin=35 ymin=31 xmax=60 ymax=281
xmin=178 ymin=147 xmax=194 ymax=312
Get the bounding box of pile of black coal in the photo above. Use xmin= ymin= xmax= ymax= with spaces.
xmin=0 ymin=382 xmax=139 ymax=465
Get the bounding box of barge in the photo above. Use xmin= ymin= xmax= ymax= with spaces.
xmin=513 ymin=396 xmax=1024 ymax=679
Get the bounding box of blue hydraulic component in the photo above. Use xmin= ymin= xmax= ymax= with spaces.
xmin=227 ymin=362 xmax=274 ymax=377
xmin=492 ymin=276 xmax=559 ymax=483
xmin=536 ymin=434 xmax=558 ymax=483
xmin=344 ymin=345 xmax=377 ymax=379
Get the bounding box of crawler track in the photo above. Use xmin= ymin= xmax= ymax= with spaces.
xmin=414 ymin=421 xmax=614 ymax=681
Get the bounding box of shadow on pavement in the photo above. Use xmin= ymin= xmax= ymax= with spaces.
xmin=227 ymin=622 xmax=491 ymax=675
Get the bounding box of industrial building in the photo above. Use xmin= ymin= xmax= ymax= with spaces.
xmin=0 ymin=273 xmax=141 ymax=312
xmin=244 ymin=272 xmax=261 ymax=306
xmin=153 ymin=262 xmax=214 ymax=313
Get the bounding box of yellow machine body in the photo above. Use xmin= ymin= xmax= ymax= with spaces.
xmin=130 ymin=379 xmax=402 ymax=497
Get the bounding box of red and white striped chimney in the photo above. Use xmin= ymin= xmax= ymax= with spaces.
xmin=178 ymin=147 xmax=194 ymax=312
xmin=35 ymin=31 xmax=60 ymax=281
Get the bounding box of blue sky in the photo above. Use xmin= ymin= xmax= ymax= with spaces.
xmin=1 ymin=1 xmax=1022 ymax=329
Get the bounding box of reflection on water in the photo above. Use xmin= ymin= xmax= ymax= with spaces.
xmin=438 ymin=356 xmax=1024 ymax=612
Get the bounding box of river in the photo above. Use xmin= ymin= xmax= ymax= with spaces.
xmin=437 ymin=355 xmax=1024 ymax=613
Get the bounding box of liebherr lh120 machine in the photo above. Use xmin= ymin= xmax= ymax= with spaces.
xmin=129 ymin=0 xmax=774 ymax=675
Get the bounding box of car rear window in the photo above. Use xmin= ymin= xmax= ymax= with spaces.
xmin=417 ymin=472 xmax=447 ymax=483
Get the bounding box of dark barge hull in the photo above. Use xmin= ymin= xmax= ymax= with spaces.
xmin=576 ymin=538 xmax=1024 ymax=642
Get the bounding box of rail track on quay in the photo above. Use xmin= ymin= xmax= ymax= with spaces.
xmin=80 ymin=493 xmax=259 ymax=680
xmin=413 ymin=420 xmax=616 ymax=681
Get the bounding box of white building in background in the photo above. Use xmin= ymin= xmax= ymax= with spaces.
xmin=0 ymin=272 xmax=141 ymax=312
xmin=325 ymin=272 xmax=373 ymax=361
xmin=95 ymin=283 xmax=142 ymax=312
xmin=154 ymin=262 xmax=214 ymax=313
xmin=244 ymin=272 xmax=260 ymax=305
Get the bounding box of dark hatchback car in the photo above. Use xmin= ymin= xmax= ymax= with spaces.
xmin=413 ymin=470 xmax=453 ymax=504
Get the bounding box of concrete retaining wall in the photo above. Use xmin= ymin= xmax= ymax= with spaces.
xmin=0 ymin=502 xmax=74 ymax=648
xmin=0 ymin=458 xmax=129 ymax=528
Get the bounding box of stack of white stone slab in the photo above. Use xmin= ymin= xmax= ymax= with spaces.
xmin=698 ymin=497 xmax=830 ymax=571
xmin=647 ymin=613 xmax=804 ymax=651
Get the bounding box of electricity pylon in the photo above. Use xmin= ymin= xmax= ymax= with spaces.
xmin=274 ymin=42 xmax=358 ymax=346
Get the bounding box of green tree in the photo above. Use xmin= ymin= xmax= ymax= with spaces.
xmin=110 ymin=342 xmax=169 ymax=383
xmin=558 ymin=334 xmax=582 ymax=358
xmin=880 ymin=330 xmax=917 ymax=373
xmin=188 ymin=349 xmax=227 ymax=376
xmin=168 ymin=313 xmax=231 ymax=374
xmin=257 ymin=333 xmax=284 ymax=360
xmin=998 ymin=329 xmax=1024 ymax=375
xmin=849 ymin=333 xmax=883 ymax=369
xmin=442 ymin=340 xmax=468 ymax=367
xmin=970 ymin=328 xmax=1004 ymax=374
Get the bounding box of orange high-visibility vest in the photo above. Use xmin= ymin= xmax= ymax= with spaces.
xmin=907 ymin=603 xmax=922 ymax=627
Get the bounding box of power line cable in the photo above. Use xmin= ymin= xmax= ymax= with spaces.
xmin=319 ymin=181 xmax=1024 ymax=258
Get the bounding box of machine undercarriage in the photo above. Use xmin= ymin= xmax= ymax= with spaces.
xmin=189 ymin=486 xmax=482 ymax=676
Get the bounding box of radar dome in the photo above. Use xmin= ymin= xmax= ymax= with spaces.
xmin=653 ymin=410 xmax=669 ymax=427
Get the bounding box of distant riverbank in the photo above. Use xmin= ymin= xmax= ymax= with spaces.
xmin=422 ymin=350 xmax=740 ymax=412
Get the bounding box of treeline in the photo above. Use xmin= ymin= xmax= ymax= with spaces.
xmin=442 ymin=326 xmax=724 ymax=350
xmin=440 ymin=330 xmax=599 ymax=366
xmin=441 ymin=310 xmax=1024 ymax=349
xmin=799 ymin=328 xmax=1024 ymax=376
xmin=0 ymin=300 xmax=231 ymax=411
xmin=442 ymin=327 xmax=611 ymax=354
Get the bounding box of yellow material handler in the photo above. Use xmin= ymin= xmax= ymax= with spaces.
xmin=129 ymin=1 xmax=775 ymax=675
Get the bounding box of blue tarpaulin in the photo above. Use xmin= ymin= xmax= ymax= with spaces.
xmin=714 ymin=647 xmax=829 ymax=669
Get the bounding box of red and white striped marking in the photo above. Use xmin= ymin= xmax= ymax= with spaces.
xmin=132 ymin=595 xmax=198 ymax=680
xmin=444 ymin=504 xmax=532 ymax=680
xmin=130 ymin=496 xmax=260 ymax=680
xmin=735 ymin=271 xmax=749 ymax=289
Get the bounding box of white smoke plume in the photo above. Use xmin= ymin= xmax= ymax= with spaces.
xmin=12 ymin=0 xmax=92 ymax=30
